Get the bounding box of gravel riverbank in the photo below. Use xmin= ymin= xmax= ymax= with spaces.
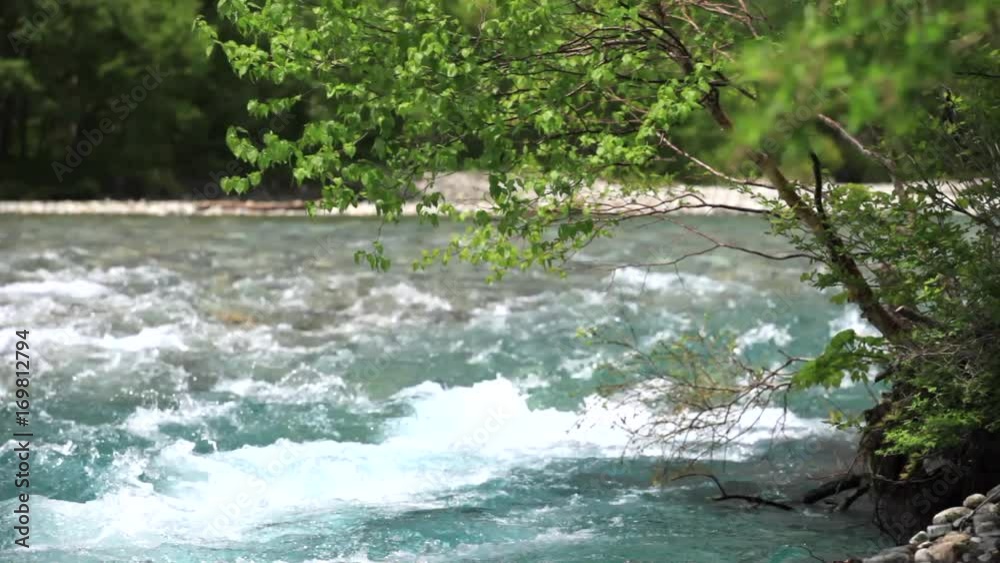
xmin=0 ymin=172 xmax=792 ymax=217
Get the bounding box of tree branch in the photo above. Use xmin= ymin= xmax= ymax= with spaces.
xmin=803 ymin=474 xmax=863 ymax=504
xmin=670 ymin=473 xmax=795 ymax=511
xmin=835 ymin=484 xmax=870 ymax=512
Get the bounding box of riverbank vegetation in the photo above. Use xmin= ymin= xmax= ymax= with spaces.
xmin=206 ymin=0 xmax=1000 ymax=540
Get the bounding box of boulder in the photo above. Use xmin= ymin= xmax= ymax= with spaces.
xmin=935 ymin=507 xmax=974 ymax=525
xmin=924 ymin=532 xmax=971 ymax=563
xmin=975 ymin=505 xmax=1000 ymax=536
xmin=864 ymin=546 xmax=916 ymax=563
xmin=966 ymin=495 xmax=989 ymax=509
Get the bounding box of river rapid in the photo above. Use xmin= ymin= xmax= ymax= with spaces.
xmin=0 ymin=215 xmax=889 ymax=562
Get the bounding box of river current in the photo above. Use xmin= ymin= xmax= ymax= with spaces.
xmin=0 ymin=215 xmax=890 ymax=562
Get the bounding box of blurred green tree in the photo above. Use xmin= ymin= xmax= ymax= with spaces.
xmin=0 ymin=0 xmax=280 ymax=198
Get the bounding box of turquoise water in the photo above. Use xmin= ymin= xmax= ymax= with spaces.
xmin=0 ymin=216 xmax=890 ymax=562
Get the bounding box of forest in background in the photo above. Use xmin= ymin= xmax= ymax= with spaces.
xmin=1 ymin=0 xmax=283 ymax=199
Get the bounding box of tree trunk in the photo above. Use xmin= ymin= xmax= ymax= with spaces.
xmin=694 ymin=83 xmax=907 ymax=341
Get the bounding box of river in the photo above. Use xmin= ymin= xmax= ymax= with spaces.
xmin=0 ymin=215 xmax=889 ymax=562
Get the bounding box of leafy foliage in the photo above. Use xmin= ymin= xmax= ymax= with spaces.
xmin=792 ymin=329 xmax=885 ymax=390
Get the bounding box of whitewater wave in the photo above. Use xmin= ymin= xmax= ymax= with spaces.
xmin=829 ymin=306 xmax=879 ymax=337
xmin=124 ymin=399 xmax=237 ymax=439
xmin=734 ymin=322 xmax=793 ymax=354
xmin=575 ymin=377 xmax=831 ymax=460
xmin=6 ymin=324 xmax=190 ymax=353
xmin=0 ymin=279 xmax=110 ymax=299
xmin=212 ymin=366 xmax=365 ymax=406
xmin=20 ymin=374 xmax=833 ymax=551
xmin=607 ymin=267 xmax=736 ymax=296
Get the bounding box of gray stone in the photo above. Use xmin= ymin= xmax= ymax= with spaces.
xmin=914 ymin=547 xmax=933 ymax=563
xmin=920 ymin=541 xmax=933 ymax=549
xmin=930 ymin=523 xmax=956 ymax=539
xmin=979 ymin=521 xmax=1000 ymax=536
xmin=966 ymin=494 xmax=989 ymax=509
xmin=978 ymin=537 xmax=999 ymax=554
xmin=975 ymin=510 xmax=1000 ymax=525
xmin=912 ymin=531 xmax=930 ymax=545
xmin=935 ymin=507 xmax=974 ymax=525
xmin=865 ymin=547 xmax=917 ymax=563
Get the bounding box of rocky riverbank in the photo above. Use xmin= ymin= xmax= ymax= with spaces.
xmin=0 ymin=186 xmax=765 ymax=217
xmin=859 ymin=485 xmax=1000 ymax=563
xmin=1 ymin=173 xmax=917 ymax=217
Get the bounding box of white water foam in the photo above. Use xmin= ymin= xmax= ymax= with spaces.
xmin=607 ymin=267 xmax=734 ymax=296
xmin=25 ymin=377 xmax=613 ymax=548
xmin=829 ymin=306 xmax=880 ymax=337
xmin=212 ymin=367 xmax=362 ymax=406
xmin=0 ymin=279 xmax=110 ymax=299
xmin=11 ymin=324 xmax=190 ymax=353
xmin=98 ymin=325 xmax=190 ymax=352
xmin=575 ymin=377 xmax=830 ymax=460
xmin=734 ymin=322 xmax=793 ymax=354
xmin=124 ymin=398 xmax=238 ymax=439
xmin=29 ymin=374 xmax=829 ymax=551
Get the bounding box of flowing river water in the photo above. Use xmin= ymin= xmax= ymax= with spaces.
xmin=0 ymin=215 xmax=890 ymax=562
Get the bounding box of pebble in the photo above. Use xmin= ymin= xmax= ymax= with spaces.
xmin=930 ymin=523 xmax=956 ymax=539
